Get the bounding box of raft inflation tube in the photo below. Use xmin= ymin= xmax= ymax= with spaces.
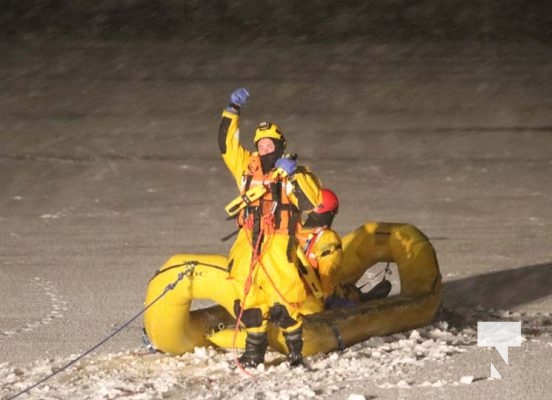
xmin=143 ymin=254 xmax=238 ymax=354
xmin=143 ymin=222 xmax=442 ymax=356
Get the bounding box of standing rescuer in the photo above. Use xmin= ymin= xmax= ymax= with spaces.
xmin=219 ymin=88 xmax=322 ymax=367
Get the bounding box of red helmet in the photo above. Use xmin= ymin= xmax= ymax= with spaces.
xmin=314 ymin=189 xmax=339 ymax=214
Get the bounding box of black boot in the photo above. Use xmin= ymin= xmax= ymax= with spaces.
xmin=239 ymin=332 xmax=268 ymax=368
xmin=284 ymin=328 xmax=304 ymax=367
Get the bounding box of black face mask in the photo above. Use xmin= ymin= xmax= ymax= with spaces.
xmin=258 ymin=140 xmax=285 ymax=174
xmin=260 ymin=152 xmax=279 ymax=174
xmin=303 ymin=211 xmax=335 ymax=228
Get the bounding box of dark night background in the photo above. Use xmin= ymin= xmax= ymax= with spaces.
xmin=1 ymin=0 xmax=551 ymax=42
xmin=1 ymin=2 xmax=552 ymax=399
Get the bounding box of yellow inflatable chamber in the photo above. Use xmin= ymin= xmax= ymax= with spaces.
xmin=143 ymin=222 xmax=442 ymax=356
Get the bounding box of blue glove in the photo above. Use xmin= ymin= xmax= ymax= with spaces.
xmin=275 ymin=157 xmax=297 ymax=176
xmin=226 ymin=88 xmax=249 ymax=113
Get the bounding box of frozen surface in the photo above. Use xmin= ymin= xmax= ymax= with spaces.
xmin=1 ymin=40 xmax=551 ymax=399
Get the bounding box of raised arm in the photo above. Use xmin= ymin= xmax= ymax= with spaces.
xmin=218 ymin=88 xmax=252 ymax=188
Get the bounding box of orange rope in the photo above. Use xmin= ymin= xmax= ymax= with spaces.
xmin=249 ymin=214 xmax=297 ymax=308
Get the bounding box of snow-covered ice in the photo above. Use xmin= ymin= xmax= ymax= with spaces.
xmin=3 ymin=307 xmax=549 ymax=400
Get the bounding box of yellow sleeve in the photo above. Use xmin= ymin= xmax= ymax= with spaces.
xmin=287 ymin=166 xmax=322 ymax=211
xmin=313 ymin=230 xmax=343 ymax=298
xmin=218 ymin=110 xmax=251 ymax=188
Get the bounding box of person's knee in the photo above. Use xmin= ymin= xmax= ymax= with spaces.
xmin=268 ymin=303 xmax=298 ymax=329
xmin=234 ymin=300 xmax=263 ymax=327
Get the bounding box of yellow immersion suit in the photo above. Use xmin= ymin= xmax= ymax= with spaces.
xmin=296 ymin=226 xmax=343 ymax=299
xmin=218 ymin=110 xmax=322 ymax=334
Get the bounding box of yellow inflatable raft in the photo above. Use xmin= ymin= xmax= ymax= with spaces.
xmin=143 ymin=222 xmax=442 ymax=356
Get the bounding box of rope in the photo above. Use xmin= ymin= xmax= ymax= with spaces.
xmin=244 ymin=215 xmax=296 ymax=309
xmin=6 ymin=268 xmax=192 ymax=400
xmin=153 ymin=260 xmax=226 ymax=276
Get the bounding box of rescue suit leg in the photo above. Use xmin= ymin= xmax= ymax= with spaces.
xmin=283 ymin=327 xmax=304 ymax=367
xmin=239 ymin=331 xmax=268 ymax=368
xmin=234 ymin=298 xmax=269 ymax=368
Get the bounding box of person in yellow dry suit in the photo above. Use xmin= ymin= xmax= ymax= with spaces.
xmin=297 ymin=188 xmax=391 ymax=307
xmin=218 ymin=88 xmax=322 ymax=367
xmin=296 ymin=188 xmax=344 ymax=307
